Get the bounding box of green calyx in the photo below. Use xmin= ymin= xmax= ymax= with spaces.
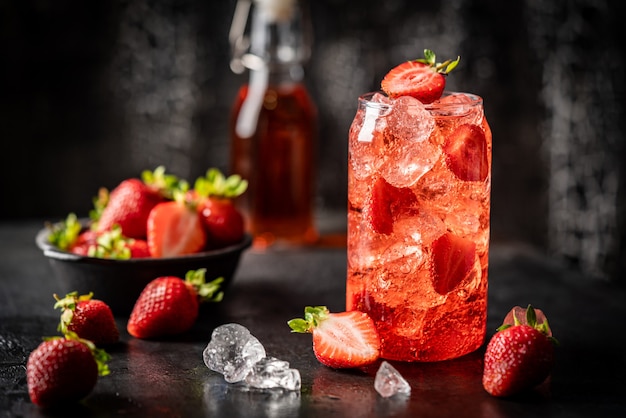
xmin=142 ymin=165 xmax=189 ymax=200
xmin=416 ymin=49 xmax=460 ymax=75
xmin=88 ymin=225 xmax=133 ymax=260
xmin=193 ymin=168 xmax=248 ymax=199
xmin=184 ymin=268 xmax=224 ymax=303
xmin=47 ymin=213 xmax=82 ymax=250
xmin=90 ymin=188 xmax=109 ymax=223
xmin=287 ymin=306 xmax=330 ymax=333
xmin=54 ymin=291 xmax=94 ymax=335
xmin=498 ymin=304 xmax=559 ymax=345
xmin=43 ymin=331 xmax=111 ymax=377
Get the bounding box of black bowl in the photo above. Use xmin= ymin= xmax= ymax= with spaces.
xmin=35 ymin=225 xmax=252 ymax=316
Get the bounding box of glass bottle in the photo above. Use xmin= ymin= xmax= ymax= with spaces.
xmin=228 ymin=0 xmax=318 ymax=249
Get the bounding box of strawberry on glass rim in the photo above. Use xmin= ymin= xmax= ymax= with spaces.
xmin=381 ymin=49 xmax=460 ymax=104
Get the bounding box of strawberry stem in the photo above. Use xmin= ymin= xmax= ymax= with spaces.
xmin=46 ymin=213 xmax=82 ymax=250
xmin=185 ymin=268 xmax=224 ymax=303
xmin=415 ymin=49 xmax=460 ymax=75
xmin=193 ymin=168 xmax=248 ymax=199
xmin=54 ymin=291 xmax=94 ymax=335
xmin=287 ymin=306 xmax=330 ymax=333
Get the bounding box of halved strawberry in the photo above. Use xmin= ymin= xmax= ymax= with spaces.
xmin=443 ymin=124 xmax=489 ymax=182
xmin=95 ymin=166 xmax=183 ymax=239
xmin=147 ymin=199 xmax=207 ymax=258
xmin=431 ymin=232 xmax=476 ymax=295
xmin=381 ymin=49 xmax=460 ymax=104
xmin=288 ymin=306 xmax=380 ymax=369
xmin=369 ymin=177 xmax=418 ymax=235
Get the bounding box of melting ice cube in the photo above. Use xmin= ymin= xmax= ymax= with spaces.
xmin=374 ymin=361 xmax=411 ymax=398
xmin=203 ymin=323 xmax=266 ymax=383
xmin=380 ymin=95 xmax=438 ymax=188
xmin=245 ymin=356 xmax=301 ymax=391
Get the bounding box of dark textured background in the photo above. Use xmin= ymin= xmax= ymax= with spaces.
xmin=1 ymin=0 xmax=624 ymax=282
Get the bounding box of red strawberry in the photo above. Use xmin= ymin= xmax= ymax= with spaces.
xmin=128 ymin=238 xmax=150 ymax=258
xmin=69 ymin=230 xmax=99 ymax=256
xmin=26 ymin=333 xmax=110 ymax=408
xmin=431 ymin=232 xmax=476 ymax=295
xmin=127 ymin=269 xmax=223 ymax=339
xmin=443 ymin=123 xmax=489 ymax=182
xmin=368 ymin=177 xmax=418 ymax=235
xmin=381 ymin=49 xmax=460 ymax=104
xmin=95 ymin=167 xmax=182 ymax=239
xmin=54 ymin=292 xmax=119 ymax=346
xmin=146 ymin=199 xmax=207 ymax=258
xmin=483 ymin=305 xmax=558 ymax=397
xmin=288 ymin=306 xmax=381 ymax=369
xmin=193 ymin=168 xmax=247 ymax=249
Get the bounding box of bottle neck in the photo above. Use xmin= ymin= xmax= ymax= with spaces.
xmin=230 ymin=0 xmax=312 ymax=75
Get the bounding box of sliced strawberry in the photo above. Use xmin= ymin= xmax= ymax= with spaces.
xmin=95 ymin=166 xmax=183 ymax=239
xmin=381 ymin=49 xmax=460 ymax=104
xmin=288 ymin=306 xmax=380 ymax=369
xmin=96 ymin=178 xmax=164 ymax=239
xmin=431 ymin=232 xmax=476 ymax=295
xmin=369 ymin=177 xmax=418 ymax=235
xmin=147 ymin=200 xmax=207 ymax=257
xmin=443 ymin=124 xmax=489 ymax=182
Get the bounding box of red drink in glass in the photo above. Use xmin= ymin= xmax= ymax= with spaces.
xmin=346 ymin=91 xmax=491 ymax=362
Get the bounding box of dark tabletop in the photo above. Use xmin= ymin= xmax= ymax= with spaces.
xmin=1 ymin=219 xmax=625 ymax=418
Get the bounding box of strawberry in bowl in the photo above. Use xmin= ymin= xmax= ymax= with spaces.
xmin=35 ymin=167 xmax=252 ymax=316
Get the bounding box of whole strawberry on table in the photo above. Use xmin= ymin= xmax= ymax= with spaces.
xmin=26 ymin=331 xmax=110 ymax=408
xmin=482 ymin=305 xmax=558 ymax=397
xmin=54 ymin=291 xmax=120 ymax=346
xmin=46 ymin=166 xmax=248 ymax=259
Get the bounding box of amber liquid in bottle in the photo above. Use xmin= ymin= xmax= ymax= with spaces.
xmin=230 ymin=81 xmax=317 ymax=248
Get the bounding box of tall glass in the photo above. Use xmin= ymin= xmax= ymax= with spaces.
xmin=346 ymin=91 xmax=491 ymax=362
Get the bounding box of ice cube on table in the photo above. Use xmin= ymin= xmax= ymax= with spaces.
xmin=244 ymin=356 xmax=301 ymax=391
xmin=203 ymin=323 xmax=267 ymax=383
xmin=375 ymin=361 xmax=411 ymax=398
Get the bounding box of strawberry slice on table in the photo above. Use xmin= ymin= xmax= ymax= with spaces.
xmin=483 ymin=305 xmax=558 ymax=397
xmin=431 ymin=232 xmax=476 ymax=295
xmin=54 ymin=292 xmax=119 ymax=346
xmin=146 ymin=193 xmax=207 ymax=258
xmin=193 ymin=168 xmax=248 ymax=249
xmin=381 ymin=49 xmax=460 ymax=104
xmin=368 ymin=177 xmax=418 ymax=235
xmin=26 ymin=332 xmax=110 ymax=408
xmin=127 ymin=269 xmax=224 ymax=339
xmin=288 ymin=306 xmax=381 ymax=369
xmin=96 ymin=166 xmax=182 ymax=239
xmin=443 ymin=123 xmax=489 ymax=182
